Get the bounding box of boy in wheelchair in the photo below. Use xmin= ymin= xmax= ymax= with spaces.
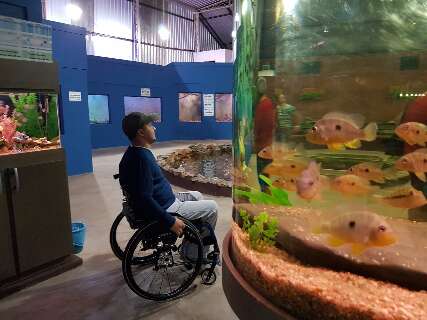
xmin=119 ymin=112 xmax=218 ymax=264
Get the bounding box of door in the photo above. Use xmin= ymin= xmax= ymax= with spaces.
xmin=0 ymin=169 xmax=17 ymax=281
xmin=11 ymin=161 xmax=73 ymax=272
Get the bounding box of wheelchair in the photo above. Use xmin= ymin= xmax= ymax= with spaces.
xmin=110 ymin=174 xmax=220 ymax=301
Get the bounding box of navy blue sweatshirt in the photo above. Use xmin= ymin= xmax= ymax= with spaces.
xmin=119 ymin=146 xmax=176 ymax=228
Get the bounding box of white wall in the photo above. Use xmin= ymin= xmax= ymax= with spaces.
xmin=194 ymin=49 xmax=234 ymax=63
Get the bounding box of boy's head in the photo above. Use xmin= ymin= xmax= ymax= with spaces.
xmin=122 ymin=112 xmax=157 ymax=145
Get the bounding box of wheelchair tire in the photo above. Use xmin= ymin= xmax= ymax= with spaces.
xmin=122 ymin=218 xmax=203 ymax=301
xmin=201 ymin=269 xmax=216 ymax=285
xmin=110 ymin=211 xmax=134 ymax=260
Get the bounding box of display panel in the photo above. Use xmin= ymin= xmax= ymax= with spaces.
xmin=88 ymin=95 xmax=110 ymax=124
xmin=124 ymin=96 xmax=162 ymax=122
xmin=179 ymin=93 xmax=202 ymax=122
xmin=215 ymin=93 xmax=232 ymax=122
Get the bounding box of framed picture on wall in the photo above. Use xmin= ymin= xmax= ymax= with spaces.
xmin=215 ymin=93 xmax=232 ymax=122
xmin=124 ymin=96 xmax=162 ymax=122
xmin=179 ymin=93 xmax=202 ymax=122
xmin=88 ymin=94 xmax=110 ymax=124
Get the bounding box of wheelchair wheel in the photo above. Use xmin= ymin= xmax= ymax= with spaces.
xmin=123 ymin=219 xmax=203 ymax=301
xmin=110 ymin=211 xmax=135 ymax=260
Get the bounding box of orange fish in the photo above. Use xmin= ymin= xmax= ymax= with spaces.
xmin=272 ymin=177 xmax=297 ymax=192
xmin=395 ymin=148 xmax=427 ymax=182
xmin=331 ymin=174 xmax=375 ymax=195
xmin=348 ymin=162 xmax=386 ymax=184
xmin=377 ymin=186 xmax=427 ymax=209
xmin=314 ymin=210 xmax=396 ymax=255
xmin=305 ymin=112 xmax=377 ymax=151
xmin=395 ymin=122 xmax=427 ymax=146
xmin=296 ymin=161 xmax=328 ymax=200
xmin=263 ymin=158 xmax=308 ymax=178
xmin=257 ymin=143 xmax=301 ymax=160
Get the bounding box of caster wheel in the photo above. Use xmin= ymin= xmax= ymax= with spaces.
xmin=201 ymin=269 xmax=216 ymax=285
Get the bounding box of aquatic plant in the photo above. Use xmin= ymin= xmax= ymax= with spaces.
xmin=299 ymin=92 xmax=322 ymax=101
xmin=234 ymin=175 xmax=292 ymax=206
xmin=240 ymin=209 xmax=279 ymax=249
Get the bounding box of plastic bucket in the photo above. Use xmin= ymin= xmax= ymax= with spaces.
xmin=71 ymin=222 xmax=86 ymax=254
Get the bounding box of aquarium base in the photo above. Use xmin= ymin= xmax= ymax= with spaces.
xmin=222 ymin=231 xmax=296 ymax=320
xmin=0 ymin=254 xmax=82 ymax=299
xmin=226 ymin=223 xmax=427 ymax=320
xmin=162 ymin=169 xmax=231 ymax=197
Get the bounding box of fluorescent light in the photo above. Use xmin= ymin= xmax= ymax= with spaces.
xmin=66 ymin=3 xmax=82 ymax=21
xmin=242 ymin=0 xmax=248 ymax=15
xmin=158 ymin=25 xmax=170 ymax=41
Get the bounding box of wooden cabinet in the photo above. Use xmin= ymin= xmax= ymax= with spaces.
xmin=0 ymin=149 xmax=72 ymax=283
xmin=0 ymin=170 xmax=17 ymax=282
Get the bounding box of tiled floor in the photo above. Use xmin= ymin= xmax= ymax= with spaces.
xmin=0 ymin=140 xmax=238 ymax=320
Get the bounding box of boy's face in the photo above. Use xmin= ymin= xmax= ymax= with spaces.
xmin=138 ymin=122 xmax=156 ymax=144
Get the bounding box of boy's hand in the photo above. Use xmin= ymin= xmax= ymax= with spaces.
xmin=170 ymin=218 xmax=185 ymax=236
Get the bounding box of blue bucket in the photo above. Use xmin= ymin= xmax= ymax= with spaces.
xmin=71 ymin=222 xmax=86 ymax=254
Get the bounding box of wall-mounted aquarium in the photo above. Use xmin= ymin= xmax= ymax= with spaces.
xmin=0 ymin=92 xmax=60 ymax=155
xmin=226 ymin=1 xmax=427 ymax=319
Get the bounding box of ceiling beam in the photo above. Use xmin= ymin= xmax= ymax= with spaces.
xmin=199 ymin=13 xmax=227 ymax=49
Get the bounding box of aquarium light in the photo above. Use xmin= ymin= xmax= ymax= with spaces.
xmin=282 ymin=0 xmax=298 ymax=14
xmin=66 ymin=3 xmax=82 ymax=21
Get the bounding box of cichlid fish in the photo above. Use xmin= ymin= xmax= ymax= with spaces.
xmin=305 ymin=112 xmax=377 ymax=151
xmin=296 ymin=161 xmax=329 ymax=201
xmin=395 ymin=122 xmax=427 ymax=147
xmin=272 ymin=177 xmax=297 ymax=192
xmin=257 ymin=143 xmax=301 ymax=160
xmin=348 ymin=162 xmax=387 ymax=184
xmin=314 ymin=210 xmax=396 ymax=255
xmin=331 ymin=174 xmax=375 ymax=196
xmin=377 ymin=185 xmax=427 ymax=209
xmin=263 ymin=158 xmax=308 ymax=178
xmin=395 ymin=148 xmax=427 ymax=182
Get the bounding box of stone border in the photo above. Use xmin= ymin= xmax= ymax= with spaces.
xmin=158 ymin=143 xmax=232 ymax=197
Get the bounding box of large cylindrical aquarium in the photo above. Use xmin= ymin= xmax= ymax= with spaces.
xmin=223 ymin=1 xmax=427 ymax=319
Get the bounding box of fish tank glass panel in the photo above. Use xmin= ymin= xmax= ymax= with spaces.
xmin=232 ymin=0 xmax=427 ymax=312
xmin=215 ymin=93 xmax=233 ymax=122
xmin=0 ymin=92 xmax=60 ymax=155
xmin=124 ymin=96 xmax=162 ymax=122
xmin=88 ymin=95 xmax=110 ymax=124
xmin=179 ymin=93 xmax=202 ymax=122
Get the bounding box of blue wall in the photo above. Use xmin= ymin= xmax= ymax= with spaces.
xmin=49 ymin=21 xmax=93 ymax=175
xmin=88 ymin=57 xmax=233 ymax=148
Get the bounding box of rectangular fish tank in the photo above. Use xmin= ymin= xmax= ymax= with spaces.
xmin=0 ymin=92 xmax=60 ymax=155
xmin=228 ymin=0 xmax=427 ymax=319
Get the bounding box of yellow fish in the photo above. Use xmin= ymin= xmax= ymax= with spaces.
xmin=314 ymin=210 xmax=397 ymax=255
xmin=305 ymin=112 xmax=377 ymax=151
xmin=395 ymin=148 xmax=427 ymax=182
xmin=348 ymin=162 xmax=386 ymax=184
xmin=395 ymin=122 xmax=427 ymax=146
xmin=272 ymin=177 xmax=297 ymax=192
xmin=377 ymin=186 xmax=427 ymax=209
xmin=331 ymin=174 xmax=375 ymax=195
xmin=263 ymin=158 xmax=308 ymax=178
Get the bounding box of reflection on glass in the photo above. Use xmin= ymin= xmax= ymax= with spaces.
xmin=179 ymin=93 xmax=202 ymax=122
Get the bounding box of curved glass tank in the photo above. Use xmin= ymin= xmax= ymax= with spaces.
xmin=0 ymin=92 xmax=60 ymax=155
xmin=230 ymin=0 xmax=427 ymax=318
